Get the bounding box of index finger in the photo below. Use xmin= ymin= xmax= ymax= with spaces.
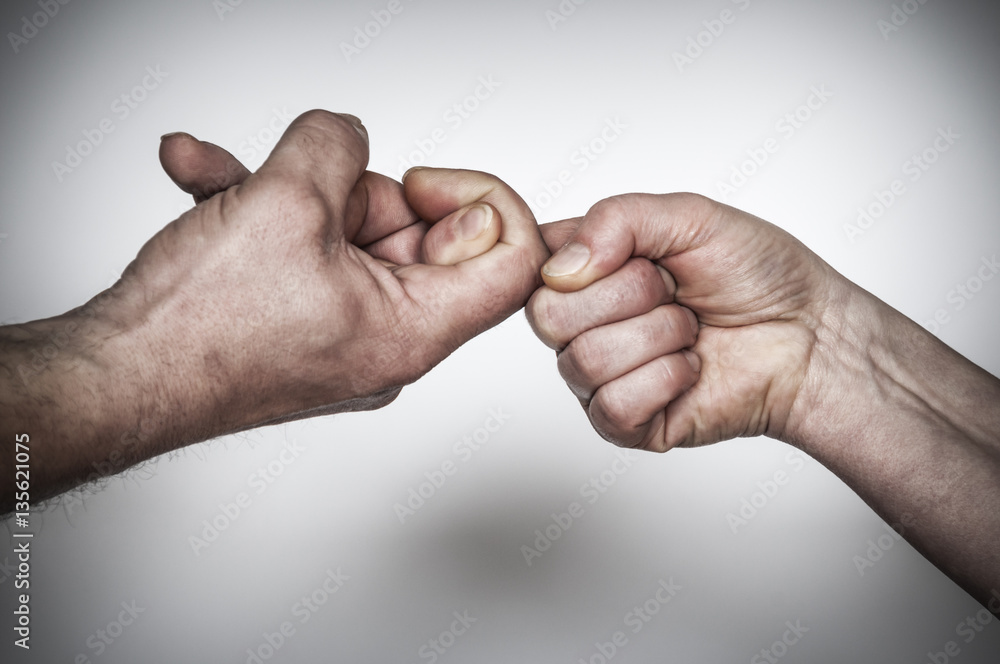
xmin=539 ymin=218 xmax=581 ymax=254
xmin=539 ymin=192 xmax=720 ymax=292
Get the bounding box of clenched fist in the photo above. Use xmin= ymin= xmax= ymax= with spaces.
xmin=527 ymin=193 xmax=835 ymax=451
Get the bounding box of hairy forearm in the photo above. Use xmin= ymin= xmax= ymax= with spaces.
xmin=788 ymin=278 xmax=1000 ymax=611
xmin=0 ymin=311 xmax=213 ymax=513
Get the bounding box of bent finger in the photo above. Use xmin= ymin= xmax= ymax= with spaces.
xmin=540 ymin=192 xmax=720 ymax=293
xmin=526 ymin=258 xmax=676 ymax=350
xmin=539 ymin=218 xmax=581 ymax=254
xmin=588 ymin=351 xmax=701 ymax=450
xmin=158 ymin=132 xmax=251 ymax=202
xmin=558 ymin=304 xmax=699 ymax=400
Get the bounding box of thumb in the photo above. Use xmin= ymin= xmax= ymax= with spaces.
xmin=539 ymin=193 xmax=718 ymax=293
xmin=418 ymin=202 xmax=502 ymax=266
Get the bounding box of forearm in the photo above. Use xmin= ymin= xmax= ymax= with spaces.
xmin=788 ymin=278 xmax=1000 ymax=610
xmin=0 ymin=310 xmax=214 ymax=513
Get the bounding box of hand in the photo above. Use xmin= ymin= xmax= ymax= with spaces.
xmin=526 ymin=192 xmax=1000 ymax=613
xmin=136 ymin=110 xmax=548 ymax=426
xmin=0 ymin=110 xmax=548 ymax=504
xmin=526 ymin=193 xmax=843 ymax=451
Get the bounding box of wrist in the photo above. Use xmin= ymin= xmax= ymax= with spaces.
xmin=778 ymin=268 xmax=1000 ymax=610
xmin=783 ymin=271 xmax=1000 ymax=462
xmin=781 ymin=273 xmax=887 ymax=458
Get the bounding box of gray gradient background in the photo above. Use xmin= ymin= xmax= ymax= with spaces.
xmin=2 ymin=0 xmax=999 ymax=662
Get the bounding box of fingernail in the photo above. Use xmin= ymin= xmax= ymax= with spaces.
xmin=402 ymin=166 xmax=426 ymax=182
xmin=683 ymin=350 xmax=701 ymax=373
xmin=543 ymin=242 xmax=591 ymax=278
xmin=337 ymin=113 xmax=368 ymax=143
xmin=160 ymin=131 xmax=189 ymax=141
xmin=457 ymin=205 xmax=491 ymax=241
xmin=337 ymin=112 xmax=363 ymax=128
xmin=685 ymin=308 xmax=699 ymax=336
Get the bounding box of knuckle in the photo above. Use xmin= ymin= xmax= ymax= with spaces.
xmin=681 ymin=307 xmax=699 ymax=341
xmin=586 ymin=194 xmax=634 ymax=224
xmin=594 ymin=383 xmax=640 ymax=432
xmin=632 ymin=315 xmax=660 ymax=350
xmin=665 ymin=191 xmax=719 ymax=217
xmin=288 ymin=110 xmax=366 ymax=155
xmin=525 ymin=288 xmax=568 ymax=349
xmin=657 ymin=306 xmax=693 ymax=346
xmin=617 ymin=259 xmax=667 ymax=309
xmin=261 ymin=179 xmax=329 ymax=223
xmin=642 ymin=432 xmax=671 ymax=454
xmin=656 ymin=354 xmax=695 ymax=394
xmin=293 ymin=108 xmax=339 ymax=129
xmin=557 ymin=336 xmax=597 ymax=390
xmin=655 ymin=355 xmax=679 ymax=386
